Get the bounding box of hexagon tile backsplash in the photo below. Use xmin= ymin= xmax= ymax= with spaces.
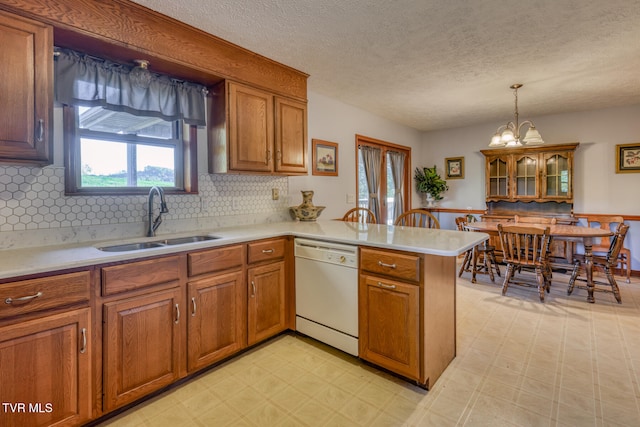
xmin=0 ymin=165 xmax=289 ymax=233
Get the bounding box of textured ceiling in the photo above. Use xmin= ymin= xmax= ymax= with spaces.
xmin=131 ymin=0 xmax=640 ymax=132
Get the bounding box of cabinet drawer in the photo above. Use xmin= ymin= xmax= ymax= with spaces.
xmin=102 ymin=256 xmax=181 ymax=296
xmin=188 ymin=244 xmax=244 ymax=277
xmin=247 ymin=238 xmax=285 ymax=264
xmin=0 ymin=271 xmax=90 ymax=320
xmin=360 ymin=247 xmax=421 ymax=282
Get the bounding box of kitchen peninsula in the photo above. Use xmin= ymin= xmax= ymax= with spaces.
xmin=0 ymin=221 xmax=486 ymax=426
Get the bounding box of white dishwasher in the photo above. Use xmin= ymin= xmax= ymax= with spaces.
xmin=294 ymin=238 xmax=359 ymax=356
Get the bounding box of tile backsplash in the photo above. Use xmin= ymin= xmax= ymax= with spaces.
xmin=0 ymin=165 xmax=291 ymax=248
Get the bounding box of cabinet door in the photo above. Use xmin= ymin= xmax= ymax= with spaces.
xmin=513 ymin=153 xmax=540 ymax=199
xmin=103 ymin=288 xmax=181 ymax=411
xmin=542 ymin=151 xmax=573 ymax=200
xmin=274 ymin=97 xmax=307 ymax=173
xmin=0 ymin=308 xmax=91 ymax=427
xmin=187 ymin=270 xmax=246 ymax=371
xmin=485 ymin=155 xmax=510 ymax=200
xmin=359 ymin=275 xmax=419 ymax=380
xmin=247 ymin=261 xmax=286 ymax=345
xmin=0 ymin=10 xmax=52 ymax=164
xmin=228 ymin=82 xmax=274 ymax=172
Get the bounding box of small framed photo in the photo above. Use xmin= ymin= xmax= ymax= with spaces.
xmin=312 ymin=139 xmax=338 ymax=176
xmin=616 ymin=143 xmax=640 ymax=173
xmin=445 ymin=157 xmax=464 ymax=179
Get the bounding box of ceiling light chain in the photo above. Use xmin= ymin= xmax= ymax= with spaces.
xmin=489 ymin=83 xmax=544 ymax=147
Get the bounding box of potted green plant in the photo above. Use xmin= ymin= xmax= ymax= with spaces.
xmin=414 ymin=166 xmax=448 ymax=207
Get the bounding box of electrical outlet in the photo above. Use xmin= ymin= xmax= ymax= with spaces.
xmin=272 ymin=188 xmax=280 ymax=200
xmin=346 ymin=194 xmax=355 ymax=204
xmin=232 ymin=198 xmax=239 ymax=211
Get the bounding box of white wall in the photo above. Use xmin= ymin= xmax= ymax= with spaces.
xmin=289 ymin=91 xmax=423 ymax=220
xmin=420 ymin=103 xmax=640 ymax=270
xmin=421 ymin=104 xmax=640 ymax=214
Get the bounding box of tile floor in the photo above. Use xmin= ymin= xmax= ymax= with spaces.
xmin=99 ymin=267 xmax=640 ymax=426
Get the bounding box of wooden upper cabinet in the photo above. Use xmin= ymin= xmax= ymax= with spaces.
xmin=228 ymin=82 xmax=274 ymax=172
xmin=481 ymin=143 xmax=578 ymax=203
xmin=274 ymin=96 xmax=307 ymax=173
xmin=0 ymin=10 xmax=52 ymax=165
xmin=209 ymin=81 xmax=308 ymax=175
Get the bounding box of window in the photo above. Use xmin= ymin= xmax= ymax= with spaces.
xmin=64 ymin=106 xmax=196 ymax=194
xmin=356 ymin=135 xmax=411 ymax=225
xmin=56 ymin=48 xmax=205 ymax=195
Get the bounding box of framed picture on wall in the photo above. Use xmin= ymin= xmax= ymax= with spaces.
xmin=312 ymin=139 xmax=338 ymax=176
xmin=445 ymin=157 xmax=464 ymax=179
xmin=616 ymin=143 xmax=640 ymax=173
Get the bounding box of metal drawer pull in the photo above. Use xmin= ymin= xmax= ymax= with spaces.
xmin=377 ymin=282 xmax=397 ymax=290
xmin=191 ymin=297 xmax=197 ymax=316
xmin=5 ymin=291 xmax=43 ymax=305
xmin=80 ymin=328 xmax=87 ymax=354
xmin=175 ymin=303 xmax=180 ymax=324
xmin=251 ymin=281 xmax=256 ymax=297
xmin=378 ymin=261 xmax=397 ymax=269
xmin=262 ymin=249 xmax=274 ymax=254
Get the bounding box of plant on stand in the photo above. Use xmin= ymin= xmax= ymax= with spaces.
xmin=414 ymin=166 xmax=448 ymax=207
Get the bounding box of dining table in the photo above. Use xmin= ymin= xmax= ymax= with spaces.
xmin=464 ymin=221 xmax=613 ymax=303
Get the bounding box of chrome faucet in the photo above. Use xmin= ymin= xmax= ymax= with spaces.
xmin=147 ymin=186 xmax=169 ymax=237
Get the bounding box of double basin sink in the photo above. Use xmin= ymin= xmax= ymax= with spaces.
xmin=98 ymin=235 xmax=221 ymax=252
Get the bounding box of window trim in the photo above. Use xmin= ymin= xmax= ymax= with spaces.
xmin=63 ymin=106 xmax=198 ymax=195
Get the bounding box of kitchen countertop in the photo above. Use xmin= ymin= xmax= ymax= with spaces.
xmin=0 ymin=220 xmax=488 ymax=280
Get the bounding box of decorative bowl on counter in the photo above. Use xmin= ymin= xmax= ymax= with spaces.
xmin=289 ymin=190 xmax=325 ymax=221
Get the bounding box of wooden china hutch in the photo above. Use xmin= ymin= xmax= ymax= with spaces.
xmin=480 ymin=142 xmax=579 ymax=262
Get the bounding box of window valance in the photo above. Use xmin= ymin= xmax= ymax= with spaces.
xmin=54 ymin=48 xmax=207 ymax=126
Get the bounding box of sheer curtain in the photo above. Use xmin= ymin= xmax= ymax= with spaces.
xmin=360 ymin=146 xmax=382 ymax=222
xmin=54 ymin=48 xmax=207 ymax=126
xmin=388 ymin=150 xmax=405 ymax=222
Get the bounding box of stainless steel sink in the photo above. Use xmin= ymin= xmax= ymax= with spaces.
xmin=159 ymin=235 xmax=221 ymax=245
xmin=98 ymin=235 xmax=221 ymax=252
xmin=98 ymin=242 xmax=166 ymax=252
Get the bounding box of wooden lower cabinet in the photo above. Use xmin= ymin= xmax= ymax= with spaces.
xmin=359 ymin=275 xmax=420 ymax=380
xmin=187 ymin=270 xmax=246 ymax=371
xmin=247 ymin=261 xmax=286 ymax=345
xmin=0 ymin=308 xmax=91 ymax=427
xmin=102 ymin=288 xmax=182 ymax=411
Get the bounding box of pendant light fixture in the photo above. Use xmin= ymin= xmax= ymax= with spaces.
xmin=489 ymin=83 xmax=544 ymax=147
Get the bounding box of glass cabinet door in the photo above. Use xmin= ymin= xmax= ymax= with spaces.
xmin=544 ymin=152 xmax=571 ymax=198
xmin=514 ymin=154 xmax=539 ymax=198
xmin=487 ymin=156 xmax=509 ymax=198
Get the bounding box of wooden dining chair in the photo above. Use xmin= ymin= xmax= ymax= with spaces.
xmin=497 ymin=224 xmax=552 ymax=302
xmin=584 ymin=215 xmax=631 ymax=283
xmin=568 ymin=223 xmax=629 ymax=303
xmin=456 ymin=217 xmax=500 ymax=283
xmin=341 ymin=207 xmax=377 ymax=224
xmin=393 ymin=209 xmax=440 ymax=229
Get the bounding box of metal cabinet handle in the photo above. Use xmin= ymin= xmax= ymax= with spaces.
xmin=378 ymin=261 xmax=397 ymax=269
xmin=377 ymin=282 xmax=397 ymax=290
xmin=5 ymin=291 xmax=43 ymax=305
xmin=262 ymin=249 xmax=274 ymax=254
xmin=191 ymin=297 xmax=197 ymax=317
xmin=80 ymin=328 xmax=87 ymax=354
xmin=251 ymin=281 xmax=256 ymax=298
xmin=36 ymin=119 xmax=44 ymax=142
xmin=175 ymin=303 xmax=180 ymax=324
xmin=267 ymin=149 xmax=272 ymax=161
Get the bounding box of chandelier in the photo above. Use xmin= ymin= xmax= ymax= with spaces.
xmin=489 ymin=83 xmax=544 ymax=147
